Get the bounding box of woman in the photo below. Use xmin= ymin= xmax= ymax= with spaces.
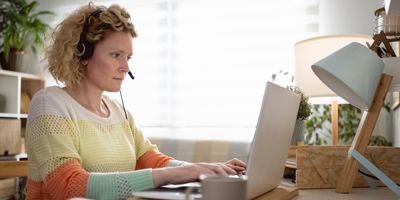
xmin=25 ymin=2 xmax=246 ymax=199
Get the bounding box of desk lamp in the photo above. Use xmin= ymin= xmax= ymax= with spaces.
xmin=295 ymin=35 xmax=373 ymax=145
xmin=312 ymin=42 xmax=400 ymax=196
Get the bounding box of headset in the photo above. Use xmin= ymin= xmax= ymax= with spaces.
xmin=76 ymin=7 xmax=105 ymax=60
xmin=77 ymin=7 xmax=134 ymax=120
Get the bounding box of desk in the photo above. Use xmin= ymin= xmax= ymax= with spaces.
xmin=129 ymin=185 xmax=298 ymax=200
xmin=130 ymin=186 xmax=398 ymax=200
xmin=294 ymin=187 xmax=398 ymax=200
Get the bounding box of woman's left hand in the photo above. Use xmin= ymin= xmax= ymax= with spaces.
xmin=224 ymin=158 xmax=247 ymax=174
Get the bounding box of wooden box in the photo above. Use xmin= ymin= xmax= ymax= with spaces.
xmin=293 ymin=145 xmax=400 ymax=189
xmin=0 ymin=119 xmax=21 ymax=155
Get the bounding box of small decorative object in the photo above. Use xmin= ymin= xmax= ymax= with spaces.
xmin=0 ymin=0 xmax=53 ymax=71
xmin=20 ymin=92 xmax=30 ymax=113
xmin=288 ymin=86 xmax=312 ymax=145
xmin=373 ymin=6 xmax=400 ymax=43
xmin=0 ymin=94 xmax=6 ymax=112
xmin=271 ymin=70 xmax=312 ymax=145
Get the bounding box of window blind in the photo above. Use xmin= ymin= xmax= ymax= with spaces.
xmin=44 ymin=0 xmax=319 ymax=141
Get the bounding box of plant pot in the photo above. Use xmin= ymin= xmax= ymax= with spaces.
xmin=9 ymin=51 xmax=26 ymax=72
xmin=0 ymin=51 xmax=26 ymax=71
xmin=0 ymin=52 xmax=6 ymax=70
xmin=0 ymin=94 xmax=5 ymax=112
xmin=291 ymin=120 xmax=305 ymax=145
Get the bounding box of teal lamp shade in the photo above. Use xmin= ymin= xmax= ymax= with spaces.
xmin=311 ymin=42 xmax=384 ymax=111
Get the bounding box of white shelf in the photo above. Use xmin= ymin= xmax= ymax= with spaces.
xmin=0 ymin=69 xmax=43 ymax=80
xmin=0 ymin=113 xmax=19 ymax=118
xmin=0 ymin=70 xmax=44 ymax=119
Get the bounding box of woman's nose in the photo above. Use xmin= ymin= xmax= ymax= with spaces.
xmin=120 ymin=60 xmax=130 ymax=72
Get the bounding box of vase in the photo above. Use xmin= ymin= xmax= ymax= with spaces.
xmin=291 ymin=120 xmax=305 ymax=145
xmin=0 ymin=94 xmax=6 ymax=112
xmin=9 ymin=51 xmax=25 ymax=72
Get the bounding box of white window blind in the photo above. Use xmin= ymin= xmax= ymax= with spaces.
xmin=44 ymin=0 xmax=319 ymax=141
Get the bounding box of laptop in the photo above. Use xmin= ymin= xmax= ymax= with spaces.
xmin=132 ymin=81 xmax=300 ymax=200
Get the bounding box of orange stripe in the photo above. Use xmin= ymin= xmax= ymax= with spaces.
xmin=136 ymin=150 xmax=173 ymax=170
xmin=27 ymin=160 xmax=89 ymax=199
xmin=26 ymin=179 xmax=52 ymax=200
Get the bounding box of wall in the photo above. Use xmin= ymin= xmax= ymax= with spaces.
xmin=318 ymin=0 xmax=383 ymax=36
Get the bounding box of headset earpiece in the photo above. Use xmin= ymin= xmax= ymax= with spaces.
xmin=76 ymin=8 xmax=105 ymax=60
xmin=77 ymin=40 xmax=95 ymax=60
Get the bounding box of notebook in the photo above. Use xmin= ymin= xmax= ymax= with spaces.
xmin=132 ymin=81 xmax=300 ymax=200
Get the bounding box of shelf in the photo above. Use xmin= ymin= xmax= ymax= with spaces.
xmin=0 ymin=70 xmax=44 ymax=119
xmin=0 ymin=113 xmax=19 ymax=119
xmin=0 ymin=69 xmax=42 ymax=80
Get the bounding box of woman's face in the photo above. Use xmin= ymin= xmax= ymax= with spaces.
xmin=84 ymin=31 xmax=133 ymax=92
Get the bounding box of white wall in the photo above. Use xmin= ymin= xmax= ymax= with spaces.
xmin=318 ymin=0 xmax=383 ymax=35
xmin=318 ymin=0 xmax=400 ymax=146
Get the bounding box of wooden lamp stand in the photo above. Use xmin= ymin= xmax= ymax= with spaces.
xmin=335 ymin=73 xmax=400 ymax=196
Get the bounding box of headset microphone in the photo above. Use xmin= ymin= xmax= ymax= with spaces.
xmin=120 ymin=71 xmax=134 ymax=120
xmin=128 ymin=71 xmax=135 ymax=80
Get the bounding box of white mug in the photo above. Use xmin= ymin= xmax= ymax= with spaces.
xmin=199 ymin=175 xmax=247 ymax=200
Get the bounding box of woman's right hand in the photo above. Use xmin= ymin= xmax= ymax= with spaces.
xmin=152 ymin=162 xmax=239 ymax=187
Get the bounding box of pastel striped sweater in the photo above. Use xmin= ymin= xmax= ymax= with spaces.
xmin=25 ymin=86 xmax=182 ymax=199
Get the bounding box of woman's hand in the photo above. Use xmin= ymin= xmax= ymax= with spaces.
xmin=224 ymin=158 xmax=247 ymax=174
xmin=152 ymin=158 xmax=247 ymax=187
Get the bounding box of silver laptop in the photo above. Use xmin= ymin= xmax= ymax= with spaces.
xmin=245 ymin=81 xmax=300 ymax=199
xmin=132 ymin=82 xmax=300 ymax=200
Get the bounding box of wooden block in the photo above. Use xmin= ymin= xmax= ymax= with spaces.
xmin=296 ymin=146 xmax=400 ymax=189
xmin=287 ymin=146 xmax=297 ymax=160
xmin=0 ymin=178 xmax=16 ymax=198
xmin=21 ymin=78 xmax=44 ymax=99
xmin=0 ymin=119 xmax=21 ymax=155
xmin=253 ymin=185 xmax=298 ymax=200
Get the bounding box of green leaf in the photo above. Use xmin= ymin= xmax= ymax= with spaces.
xmin=0 ymin=0 xmax=53 ymax=57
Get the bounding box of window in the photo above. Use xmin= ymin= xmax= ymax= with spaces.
xmin=46 ymin=0 xmax=319 ymax=141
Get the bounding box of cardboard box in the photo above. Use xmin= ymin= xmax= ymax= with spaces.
xmin=0 ymin=119 xmax=21 ymax=156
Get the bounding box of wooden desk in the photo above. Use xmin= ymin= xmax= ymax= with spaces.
xmin=293 ymin=187 xmax=397 ymax=200
xmin=129 ymin=186 xmax=397 ymax=200
xmin=129 ymin=185 xmax=298 ymax=200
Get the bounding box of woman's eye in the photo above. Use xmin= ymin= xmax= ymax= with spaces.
xmin=111 ymin=53 xmax=120 ymax=58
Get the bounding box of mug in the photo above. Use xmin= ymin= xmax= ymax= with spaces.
xmin=199 ymin=175 xmax=247 ymax=200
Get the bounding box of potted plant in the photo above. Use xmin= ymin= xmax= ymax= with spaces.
xmin=271 ymin=70 xmax=312 ymax=145
xmin=0 ymin=0 xmax=53 ymax=71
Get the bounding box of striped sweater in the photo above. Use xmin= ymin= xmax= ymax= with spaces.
xmin=25 ymin=86 xmax=182 ymax=199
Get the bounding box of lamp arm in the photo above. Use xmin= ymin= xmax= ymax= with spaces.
xmin=336 ymin=73 xmax=393 ymax=193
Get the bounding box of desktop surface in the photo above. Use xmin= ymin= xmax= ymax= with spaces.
xmin=294 ymin=187 xmax=398 ymax=200
xmin=130 ymin=183 xmax=398 ymax=200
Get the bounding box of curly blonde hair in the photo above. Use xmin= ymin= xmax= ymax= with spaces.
xmin=46 ymin=2 xmax=137 ymax=87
